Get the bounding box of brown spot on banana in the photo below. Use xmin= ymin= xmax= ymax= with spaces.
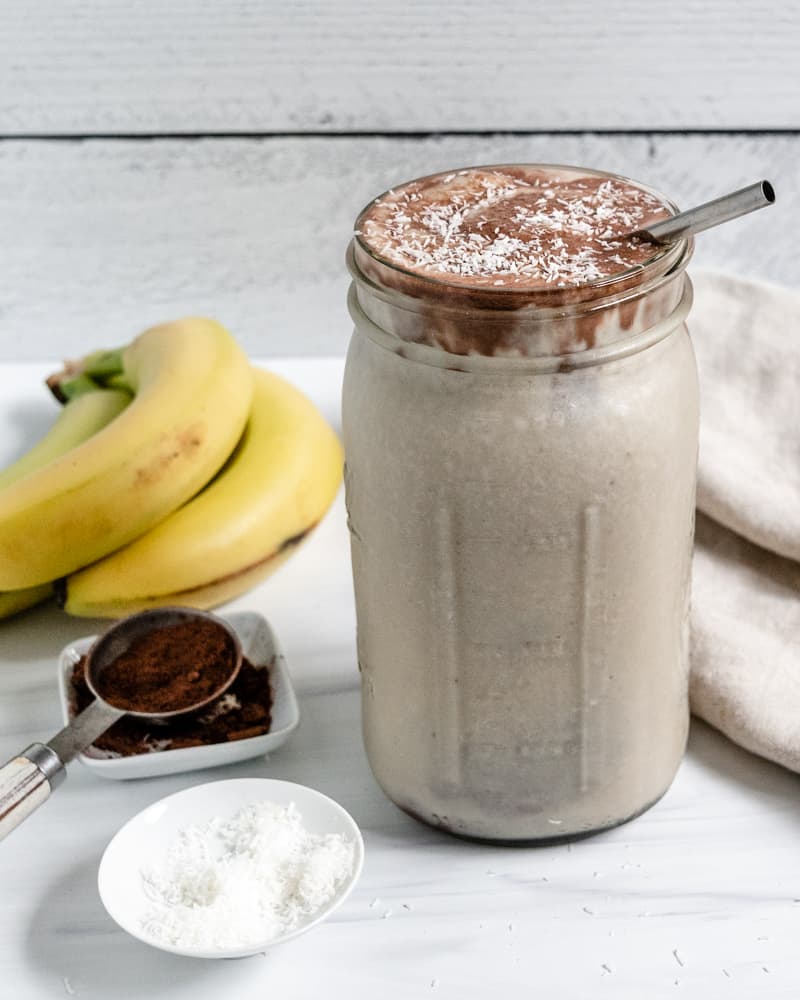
xmin=132 ymin=424 xmax=206 ymax=488
xmin=278 ymin=526 xmax=314 ymax=553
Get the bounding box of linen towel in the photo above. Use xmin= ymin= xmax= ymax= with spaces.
xmin=689 ymin=270 xmax=800 ymax=772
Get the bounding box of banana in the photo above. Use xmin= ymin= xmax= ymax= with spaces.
xmin=0 ymin=387 xmax=131 ymax=490
xmin=63 ymin=367 xmax=343 ymax=617
xmin=0 ymin=387 xmax=131 ymax=618
xmin=0 ymin=584 xmax=53 ymax=619
xmin=0 ymin=319 xmax=253 ymax=589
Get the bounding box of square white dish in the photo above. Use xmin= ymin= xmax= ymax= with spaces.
xmin=57 ymin=610 xmax=300 ymax=780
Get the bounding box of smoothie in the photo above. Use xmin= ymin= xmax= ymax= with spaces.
xmin=344 ymin=165 xmax=698 ymax=842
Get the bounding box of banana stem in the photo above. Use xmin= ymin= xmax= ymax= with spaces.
xmin=52 ymin=373 xmax=103 ymax=402
xmin=47 ymin=348 xmax=125 ymax=403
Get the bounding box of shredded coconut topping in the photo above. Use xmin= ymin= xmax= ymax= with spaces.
xmin=357 ymin=167 xmax=670 ymax=289
xmin=140 ymin=800 xmax=356 ymax=950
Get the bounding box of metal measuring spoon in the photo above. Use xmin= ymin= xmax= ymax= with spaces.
xmin=0 ymin=607 xmax=242 ymax=842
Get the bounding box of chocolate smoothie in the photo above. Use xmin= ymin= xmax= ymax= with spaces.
xmin=344 ymin=165 xmax=698 ymax=842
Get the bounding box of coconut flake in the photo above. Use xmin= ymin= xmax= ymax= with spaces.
xmin=139 ymin=801 xmax=355 ymax=950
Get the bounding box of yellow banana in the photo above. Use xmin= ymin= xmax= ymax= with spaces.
xmin=0 ymin=584 xmax=53 ymax=619
xmin=0 ymin=388 xmax=131 ymax=619
xmin=0 ymin=388 xmax=131 ymax=490
xmin=0 ymin=319 xmax=253 ymax=589
xmin=63 ymin=367 xmax=343 ymax=618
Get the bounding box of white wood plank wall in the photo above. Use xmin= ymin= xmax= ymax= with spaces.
xmin=0 ymin=2 xmax=796 ymax=359
xmin=1 ymin=1 xmax=797 ymax=132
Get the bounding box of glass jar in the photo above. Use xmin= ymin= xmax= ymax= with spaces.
xmin=343 ymin=165 xmax=698 ymax=843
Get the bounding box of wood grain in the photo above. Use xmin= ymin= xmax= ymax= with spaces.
xmin=0 ymin=133 xmax=794 ymax=360
xmin=0 ymin=1 xmax=797 ymax=133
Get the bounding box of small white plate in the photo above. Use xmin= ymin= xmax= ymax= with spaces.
xmin=98 ymin=777 xmax=364 ymax=958
xmin=57 ymin=611 xmax=300 ymax=779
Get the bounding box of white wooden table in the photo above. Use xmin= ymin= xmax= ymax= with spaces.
xmin=1 ymin=357 xmax=799 ymax=999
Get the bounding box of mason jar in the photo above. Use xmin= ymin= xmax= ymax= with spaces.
xmin=343 ymin=164 xmax=698 ymax=843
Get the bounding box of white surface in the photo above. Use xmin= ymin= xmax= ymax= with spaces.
xmin=97 ymin=777 xmax=364 ymax=959
xmin=0 ymin=133 xmax=794 ymax=361
xmin=1 ymin=358 xmax=800 ymax=997
xmin=0 ymin=1 xmax=797 ymax=132
xmin=57 ymin=612 xmax=300 ymax=780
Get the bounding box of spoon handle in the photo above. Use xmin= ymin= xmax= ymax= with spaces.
xmin=0 ymin=744 xmax=65 ymax=842
xmin=0 ymin=698 xmax=124 ymax=843
xmin=47 ymin=697 xmax=124 ymax=765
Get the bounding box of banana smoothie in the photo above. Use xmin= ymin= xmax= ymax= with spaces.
xmin=344 ymin=165 xmax=698 ymax=842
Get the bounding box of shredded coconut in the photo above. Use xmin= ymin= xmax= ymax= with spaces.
xmin=139 ymin=800 xmax=356 ymax=950
xmin=357 ymin=167 xmax=670 ymax=289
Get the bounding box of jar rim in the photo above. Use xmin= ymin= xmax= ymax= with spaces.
xmin=348 ymin=238 xmax=693 ymax=326
xmin=353 ymin=162 xmax=689 ymax=306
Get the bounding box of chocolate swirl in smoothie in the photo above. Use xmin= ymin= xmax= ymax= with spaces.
xmin=352 ymin=165 xmax=688 ymax=357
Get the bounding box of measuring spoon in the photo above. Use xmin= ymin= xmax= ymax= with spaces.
xmin=0 ymin=607 xmax=242 ymax=842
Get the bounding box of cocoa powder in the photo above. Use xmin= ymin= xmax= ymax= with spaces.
xmin=69 ymin=654 xmax=273 ymax=756
xmin=92 ymin=618 xmax=237 ymax=714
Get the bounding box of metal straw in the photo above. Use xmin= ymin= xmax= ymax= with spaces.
xmin=631 ymin=180 xmax=775 ymax=244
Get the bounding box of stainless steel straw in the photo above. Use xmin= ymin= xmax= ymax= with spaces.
xmin=631 ymin=180 xmax=775 ymax=244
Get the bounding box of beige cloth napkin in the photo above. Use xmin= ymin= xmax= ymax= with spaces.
xmin=689 ymin=270 xmax=800 ymax=772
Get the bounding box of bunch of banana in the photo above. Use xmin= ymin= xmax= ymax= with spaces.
xmin=0 ymin=318 xmax=253 ymax=591
xmin=0 ymin=318 xmax=343 ymax=620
